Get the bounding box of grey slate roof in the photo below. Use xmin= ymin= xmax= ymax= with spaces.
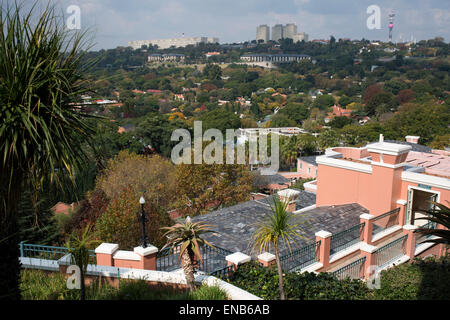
xmin=298 ymin=155 xmax=318 ymax=166
xmin=252 ymin=172 xmax=290 ymax=186
xmin=192 ymin=196 xmax=367 ymax=257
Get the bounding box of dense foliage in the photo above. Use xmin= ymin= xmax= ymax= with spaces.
xmin=227 ymin=262 xmax=371 ymax=300
xmin=373 ymin=256 xmax=450 ymax=300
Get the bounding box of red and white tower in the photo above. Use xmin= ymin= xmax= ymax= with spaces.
xmin=388 ymin=10 xmax=395 ymax=43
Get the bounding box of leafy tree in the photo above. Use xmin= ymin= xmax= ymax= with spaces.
xmin=329 ymin=116 xmax=353 ymax=129
xmin=203 ymin=64 xmax=222 ymax=80
xmin=96 ymin=150 xmax=177 ymax=212
xmin=317 ymin=129 xmax=340 ymax=151
xmin=365 ymin=91 xmax=396 ymax=116
xmin=397 ymin=89 xmax=415 ymax=105
xmin=95 ymin=186 xmax=173 ymax=249
xmin=136 ymin=113 xmax=189 ymax=157
xmin=199 ymin=108 xmax=241 ymax=133
xmin=363 ymin=84 xmax=382 ymax=104
xmin=161 ymin=217 xmax=215 ymax=291
xmin=430 ymin=134 xmax=450 ymax=150
xmin=175 ymin=159 xmax=253 ymax=217
xmin=0 ymin=3 xmax=95 ymax=299
xmin=277 ymin=103 xmax=309 ymax=125
xmin=269 ymin=114 xmax=297 ymax=128
xmin=312 ymin=95 xmax=335 ymax=110
xmin=252 ymin=196 xmax=302 ymax=300
xmin=297 ymin=134 xmax=318 ymax=156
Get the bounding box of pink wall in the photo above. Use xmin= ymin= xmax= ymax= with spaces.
xmin=297 ymin=160 xmax=318 ymax=179
xmin=317 ymin=159 xmax=449 ymax=217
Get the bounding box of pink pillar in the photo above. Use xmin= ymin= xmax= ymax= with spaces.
xmin=134 ymin=246 xmax=159 ymax=270
xmin=360 ymin=214 xmax=375 ymax=245
xmin=403 ymin=225 xmax=418 ymax=258
xmin=225 ymin=252 xmax=251 ymax=271
xmin=257 ymin=252 xmax=276 ymax=267
xmin=397 ymin=200 xmax=407 ymax=226
xmin=360 ymin=244 xmax=377 ymax=280
xmin=315 ymin=231 xmax=332 ymax=269
xmin=95 ymin=243 xmax=119 ymax=266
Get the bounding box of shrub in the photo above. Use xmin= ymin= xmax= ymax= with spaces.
xmin=20 ymin=269 xmax=115 ymax=300
xmin=373 ymin=255 xmax=450 ymax=300
xmin=227 ymin=262 xmax=372 ymax=300
xmin=190 ymin=284 xmax=228 ymax=300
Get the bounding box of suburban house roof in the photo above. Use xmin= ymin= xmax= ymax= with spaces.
xmin=192 ymin=193 xmax=366 ymax=256
xmin=252 ymin=172 xmax=291 ymax=187
xmin=298 ymin=155 xmax=318 ymax=166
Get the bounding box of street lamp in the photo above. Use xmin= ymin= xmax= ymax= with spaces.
xmin=139 ymin=196 xmax=147 ymax=248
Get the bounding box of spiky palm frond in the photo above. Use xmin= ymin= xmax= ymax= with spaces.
xmin=414 ymin=201 xmax=450 ymax=245
xmin=161 ymin=219 xmax=215 ymax=264
xmin=252 ymin=195 xmax=301 ymax=254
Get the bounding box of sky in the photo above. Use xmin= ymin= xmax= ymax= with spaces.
xmin=24 ymin=0 xmax=450 ymax=50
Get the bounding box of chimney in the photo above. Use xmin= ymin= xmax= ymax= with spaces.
xmin=405 ymin=136 xmax=420 ymax=144
xmin=277 ymin=189 xmax=301 ymax=212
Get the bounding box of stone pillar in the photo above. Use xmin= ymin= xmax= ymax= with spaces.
xmin=134 ymin=245 xmax=159 ymax=270
xmin=360 ymin=213 xmax=375 ymax=245
xmin=360 ymin=243 xmax=377 ymax=280
xmin=257 ymin=252 xmax=276 ymax=267
xmin=315 ymin=230 xmax=332 ymax=269
xmin=403 ymin=224 xmax=418 ymax=258
xmin=225 ymin=252 xmax=251 ymax=271
xmin=95 ymin=243 xmax=119 ymax=267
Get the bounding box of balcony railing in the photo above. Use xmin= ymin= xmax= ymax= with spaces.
xmin=332 ymin=256 xmax=366 ymax=280
xmin=371 ymin=208 xmax=400 ymax=239
xmin=330 ymin=223 xmax=365 ymax=256
xmin=279 ymin=240 xmax=321 ymax=272
xmin=415 ymin=221 xmax=436 ymax=249
xmin=19 ymin=242 xmax=97 ymax=264
xmin=375 ymin=234 xmax=408 ymax=269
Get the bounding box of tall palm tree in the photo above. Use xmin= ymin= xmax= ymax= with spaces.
xmin=161 ymin=217 xmax=215 ymax=291
xmin=0 ymin=2 xmax=94 ymax=299
xmin=66 ymin=224 xmax=100 ymax=300
xmin=414 ymin=201 xmax=450 ymax=246
xmin=252 ymin=195 xmax=301 ymax=300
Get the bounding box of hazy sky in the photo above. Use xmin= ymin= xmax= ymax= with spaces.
xmin=30 ymin=0 xmax=450 ymax=50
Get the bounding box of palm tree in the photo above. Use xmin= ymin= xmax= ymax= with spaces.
xmin=161 ymin=217 xmax=215 ymax=291
xmin=0 ymin=2 xmax=94 ymax=299
xmin=66 ymin=224 xmax=100 ymax=300
xmin=414 ymin=201 xmax=450 ymax=246
xmin=252 ymin=195 xmax=301 ymax=300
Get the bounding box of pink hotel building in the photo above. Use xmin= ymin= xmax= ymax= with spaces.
xmin=304 ymin=135 xmax=450 ymax=227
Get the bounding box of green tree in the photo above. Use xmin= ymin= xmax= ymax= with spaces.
xmin=203 ymin=64 xmax=222 ymax=81
xmin=252 ymin=196 xmax=301 ymax=300
xmin=312 ymin=95 xmax=335 ymax=110
xmin=199 ymin=108 xmax=241 ymax=134
xmin=161 ymin=217 xmax=215 ymax=291
xmin=0 ymin=3 xmax=95 ymax=299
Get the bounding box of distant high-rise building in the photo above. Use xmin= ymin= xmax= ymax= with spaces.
xmin=283 ymin=23 xmax=298 ymax=40
xmin=272 ymin=24 xmax=284 ymax=42
xmin=293 ymin=32 xmax=309 ymax=43
xmin=128 ymin=36 xmax=219 ymax=50
xmin=256 ymin=24 xmax=270 ymax=43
